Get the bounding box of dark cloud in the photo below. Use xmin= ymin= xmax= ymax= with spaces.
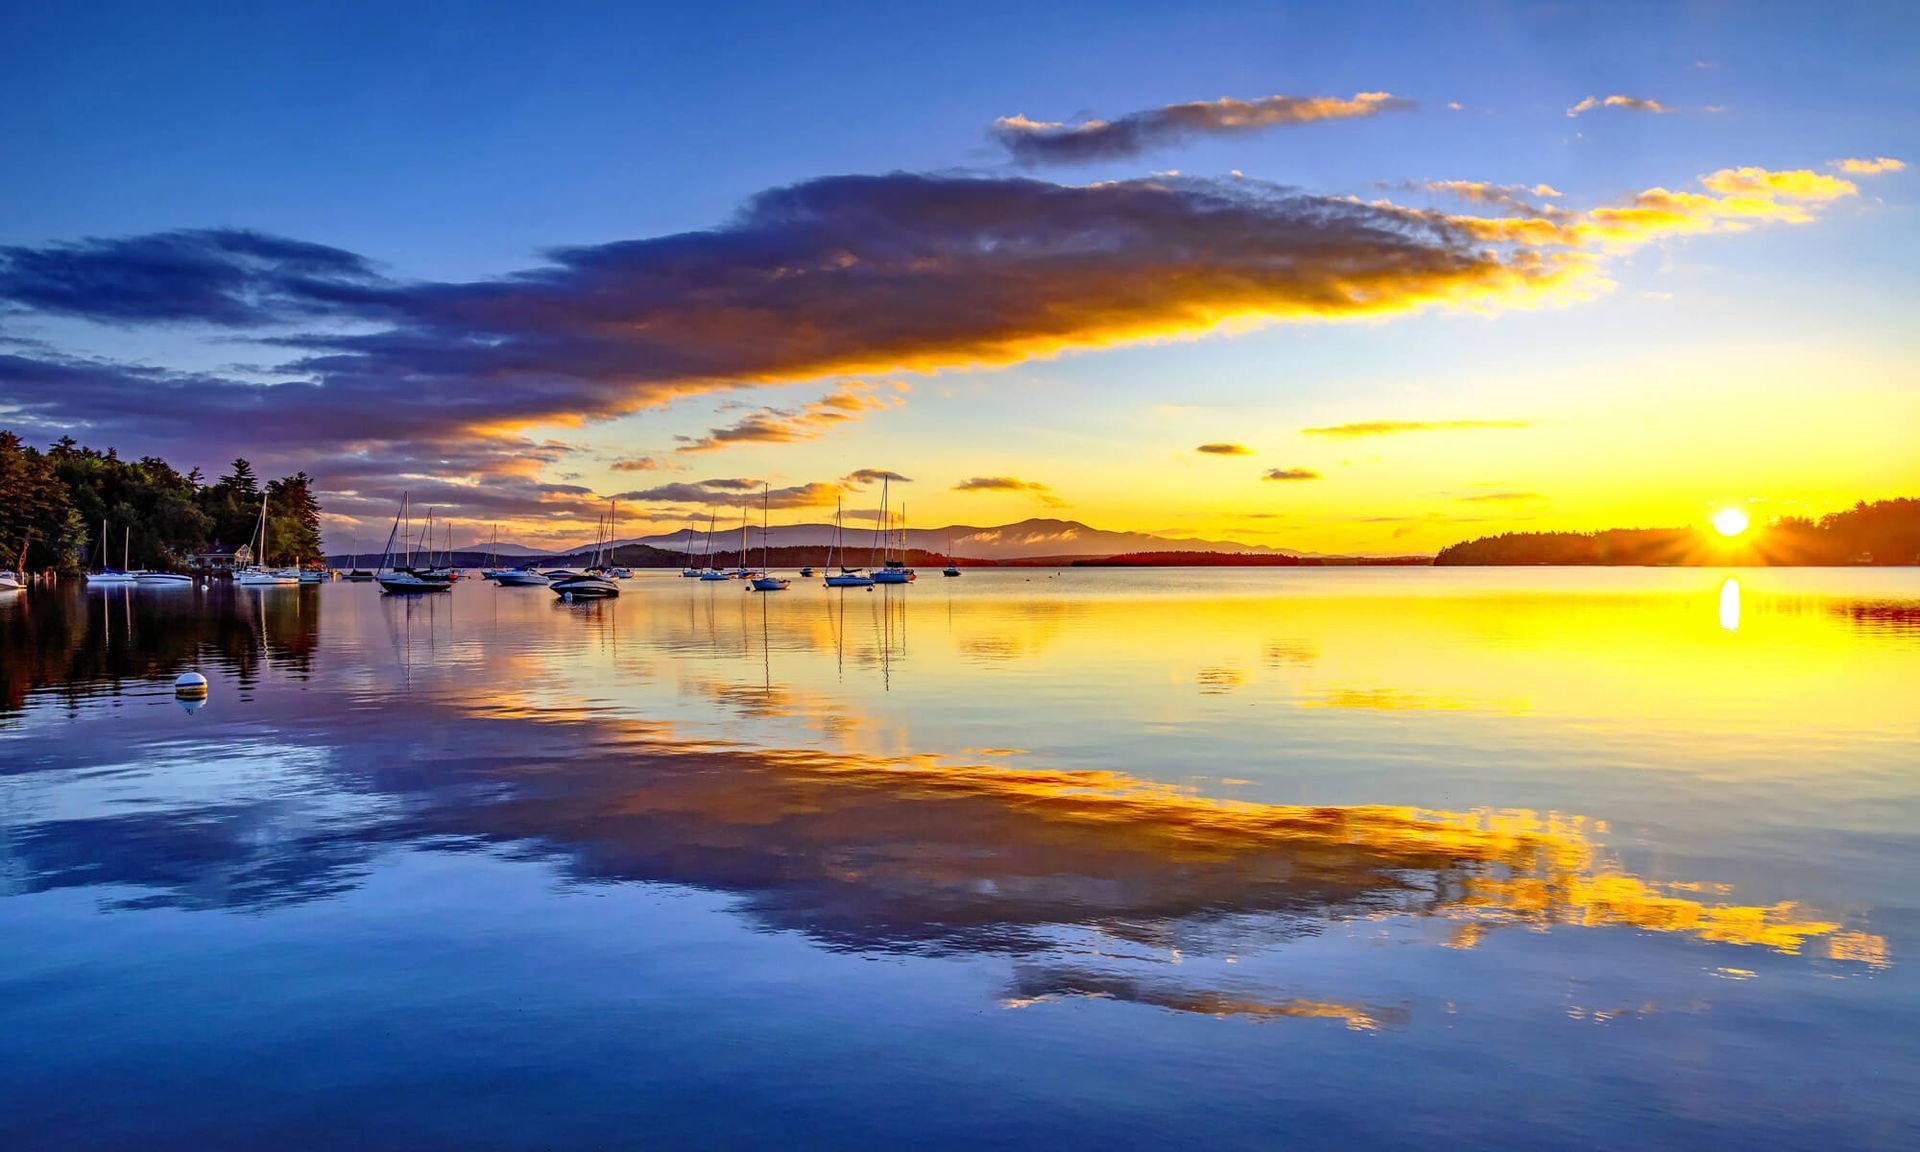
xmin=0 ymin=228 xmax=382 ymax=326
xmin=842 ymin=468 xmax=913 ymax=487
xmin=993 ymin=93 xmax=1413 ymax=165
xmin=1196 ymin=442 xmax=1253 ymax=455
xmin=954 ymin=476 xmax=1049 ymax=492
xmin=0 ymin=171 xmax=1569 ymax=539
xmin=1262 ymin=467 xmax=1321 ymax=481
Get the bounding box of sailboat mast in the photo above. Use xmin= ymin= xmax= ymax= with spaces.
xmin=871 ymin=477 xmax=887 ymax=567
xmin=762 ymin=483 xmax=771 ymax=569
xmin=827 ymin=498 xmax=840 ymax=570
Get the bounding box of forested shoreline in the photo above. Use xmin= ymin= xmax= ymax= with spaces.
xmin=1 ymin=432 xmax=323 ymax=574
xmin=1434 ymin=499 xmax=1920 ymax=566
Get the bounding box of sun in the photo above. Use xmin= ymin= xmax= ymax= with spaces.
xmin=1712 ymin=507 xmax=1750 ymax=537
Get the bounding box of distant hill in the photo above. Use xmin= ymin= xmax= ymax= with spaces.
xmin=1075 ymin=551 xmax=1430 ymax=567
xmin=451 ymin=517 xmax=1310 ymax=563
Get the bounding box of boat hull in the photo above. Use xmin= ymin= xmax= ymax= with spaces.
xmin=494 ymin=570 xmax=551 ymax=586
xmin=823 ymin=575 xmax=874 ymax=588
xmin=551 ymin=576 xmax=619 ymax=598
xmin=377 ymin=573 xmax=453 ymax=593
xmin=750 ymin=577 xmax=790 ymax=591
xmin=134 ymin=573 xmax=195 ymax=586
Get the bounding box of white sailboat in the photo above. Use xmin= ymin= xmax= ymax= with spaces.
xmin=699 ymin=511 xmax=731 ymax=579
xmin=822 ymin=497 xmax=873 ymax=587
xmin=83 ymin=521 xmax=138 ymax=585
xmin=0 ymin=530 xmax=24 ymax=593
xmin=680 ymin=519 xmax=703 ymax=576
xmin=872 ymin=480 xmax=915 ymax=584
xmin=749 ymin=484 xmax=789 ymax=591
xmin=235 ymin=496 xmax=300 ymax=585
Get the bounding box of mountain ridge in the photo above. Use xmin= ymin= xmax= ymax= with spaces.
xmin=449 ymin=517 xmax=1311 ymax=562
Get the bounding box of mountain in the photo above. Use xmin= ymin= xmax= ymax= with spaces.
xmin=462 ymin=518 xmax=1299 ymax=562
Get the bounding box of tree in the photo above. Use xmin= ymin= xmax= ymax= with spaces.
xmin=0 ymin=431 xmax=87 ymax=572
xmin=265 ymin=472 xmax=324 ymax=564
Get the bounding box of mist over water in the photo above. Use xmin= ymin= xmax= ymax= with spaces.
xmin=3 ymin=568 xmax=1917 ymax=1150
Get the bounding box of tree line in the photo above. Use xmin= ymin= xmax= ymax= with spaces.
xmin=1 ymin=432 xmax=324 ymax=573
xmin=1434 ymin=498 xmax=1920 ymax=566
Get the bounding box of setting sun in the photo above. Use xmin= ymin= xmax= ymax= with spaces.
xmin=1713 ymin=508 xmax=1751 ymax=537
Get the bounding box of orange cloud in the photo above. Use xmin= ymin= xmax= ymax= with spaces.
xmin=677 ymin=381 xmax=906 ymax=453
xmin=609 ymin=455 xmax=662 ymax=472
xmin=1197 ymin=442 xmax=1254 ymax=455
xmin=1303 ymin=420 xmax=1532 ymax=438
xmin=1832 ymin=156 xmax=1905 ymax=175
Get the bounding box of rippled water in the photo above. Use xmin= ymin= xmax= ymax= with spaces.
xmin=2 ymin=568 xmax=1917 ymax=1150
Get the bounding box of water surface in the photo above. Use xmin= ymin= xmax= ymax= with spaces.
xmin=2 ymin=568 xmax=1916 ymax=1149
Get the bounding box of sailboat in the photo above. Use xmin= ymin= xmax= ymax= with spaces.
xmin=822 ymin=497 xmax=873 ymax=587
xmin=871 ymin=480 xmax=915 ymax=584
xmin=84 ymin=521 xmax=138 ymax=585
xmin=341 ymin=537 xmax=376 ymax=581
xmin=1 ymin=528 xmax=28 ymax=594
xmin=606 ymin=501 xmax=632 ymax=578
xmin=481 ymin=525 xmax=509 ymax=580
xmin=733 ymin=506 xmax=754 ymax=580
xmin=699 ymin=511 xmax=731 ymax=579
xmin=375 ymin=493 xmax=452 ymax=593
xmin=236 ymin=495 xmax=301 ymax=585
xmin=943 ymin=530 xmax=961 ymax=577
xmin=750 ymin=484 xmax=789 ymax=591
xmin=551 ymin=506 xmax=619 ymax=599
xmin=680 ymin=519 xmax=704 ymax=576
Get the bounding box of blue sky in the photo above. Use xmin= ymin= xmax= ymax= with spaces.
xmin=2 ymin=1 xmax=1915 ymax=550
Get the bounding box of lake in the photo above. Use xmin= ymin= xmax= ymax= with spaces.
xmin=2 ymin=568 xmax=1916 ymax=1150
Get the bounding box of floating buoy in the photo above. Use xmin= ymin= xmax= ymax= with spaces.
xmin=175 ymin=671 xmax=208 ymax=697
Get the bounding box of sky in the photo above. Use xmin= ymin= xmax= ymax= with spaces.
xmin=1 ymin=0 xmax=1915 ymax=554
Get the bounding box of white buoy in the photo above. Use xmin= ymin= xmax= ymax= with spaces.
xmin=175 ymin=671 xmax=208 ymax=696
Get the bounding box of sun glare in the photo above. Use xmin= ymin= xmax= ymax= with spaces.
xmin=1712 ymin=507 xmax=1750 ymax=537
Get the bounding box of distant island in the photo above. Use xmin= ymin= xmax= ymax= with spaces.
xmin=1435 ymin=498 xmax=1920 ymax=566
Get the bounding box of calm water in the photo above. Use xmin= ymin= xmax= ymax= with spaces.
xmin=2 ymin=568 xmax=1916 ymax=1150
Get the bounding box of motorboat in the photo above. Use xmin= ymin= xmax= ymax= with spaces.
xmin=135 ymin=572 xmax=195 ymax=587
xmin=298 ymin=568 xmax=328 ymax=584
xmin=341 ymin=569 xmax=377 ymax=582
xmin=799 ymin=566 xmax=815 ymax=578
xmin=494 ymin=566 xmax=551 ymax=587
xmin=0 ymin=570 xmax=23 ymax=594
xmin=551 ymin=572 xmax=619 ymax=599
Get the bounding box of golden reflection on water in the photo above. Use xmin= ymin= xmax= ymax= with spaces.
xmin=448 ymin=688 xmax=1890 ymax=966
